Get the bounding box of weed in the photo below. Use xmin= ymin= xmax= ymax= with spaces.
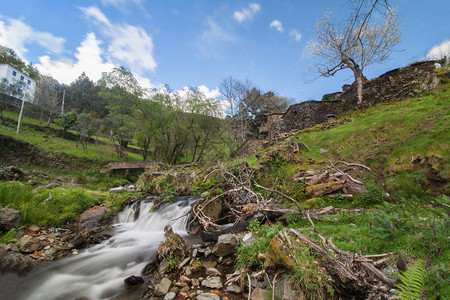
xmin=0 ymin=228 xmax=18 ymax=244
xmin=235 ymin=220 xmax=283 ymax=269
xmin=291 ymin=245 xmax=334 ymax=299
xmin=370 ymin=208 xmax=409 ymax=240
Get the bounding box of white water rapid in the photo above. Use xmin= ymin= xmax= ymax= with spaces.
xmin=1 ymin=198 xmax=196 ymax=300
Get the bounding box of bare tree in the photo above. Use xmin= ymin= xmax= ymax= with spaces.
xmin=219 ymin=77 xmax=252 ymax=150
xmin=306 ymin=0 xmax=400 ymax=109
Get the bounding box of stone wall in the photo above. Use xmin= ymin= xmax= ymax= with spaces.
xmin=338 ymin=60 xmax=441 ymax=110
xmin=279 ymin=100 xmax=343 ymax=133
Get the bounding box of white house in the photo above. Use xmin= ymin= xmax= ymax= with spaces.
xmin=0 ymin=63 xmax=36 ymax=103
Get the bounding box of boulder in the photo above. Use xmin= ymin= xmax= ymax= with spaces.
xmin=0 ymin=251 xmax=35 ymax=274
xmin=212 ymin=234 xmax=238 ymax=257
xmin=77 ymin=206 xmax=110 ymax=231
xmin=273 ymin=275 xmax=305 ymax=300
xmin=70 ymin=235 xmax=86 ymax=249
xmin=0 ymin=208 xmax=21 ymax=231
xmin=154 ymin=277 xmax=172 ymax=296
xmin=201 ymin=198 xmax=222 ymax=222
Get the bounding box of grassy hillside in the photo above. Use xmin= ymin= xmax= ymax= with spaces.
xmin=263 ymin=81 xmax=449 ymax=197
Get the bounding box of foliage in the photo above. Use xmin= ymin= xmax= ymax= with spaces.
xmin=56 ymin=112 xmax=78 ymax=136
xmin=0 ymin=228 xmax=18 ymax=244
xmin=355 ymin=182 xmax=387 ymax=206
xmin=235 ymin=219 xmax=283 ymax=269
xmin=370 ymin=208 xmax=409 ymax=240
xmin=291 ymin=245 xmax=334 ymax=298
xmin=395 ymin=259 xmax=425 ymax=300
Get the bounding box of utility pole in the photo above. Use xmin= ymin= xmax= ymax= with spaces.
xmin=16 ymin=83 xmax=28 ymax=134
xmin=61 ymin=89 xmax=66 ymax=115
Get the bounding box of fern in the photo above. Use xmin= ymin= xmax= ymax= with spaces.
xmin=395 ymin=259 xmax=425 ymax=300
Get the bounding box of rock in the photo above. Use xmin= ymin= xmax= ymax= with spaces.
xmin=124 ymin=275 xmax=144 ymax=288
xmin=170 ymin=286 xmax=180 ymax=294
xmin=142 ymin=257 xmax=159 ymax=276
xmin=27 ymin=225 xmax=40 ymax=235
xmin=212 ymin=234 xmax=238 ymax=257
xmin=226 ymin=283 xmax=242 ymax=294
xmin=156 ymin=259 xmax=170 ymax=278
xmin=164 ymin=292 xmax=176 ymax=300
xmin=109 ymin=186 xmax=126 ymax=192
xmin=27 ymin=180 xmax=42 ymax=186
xmin=0 ymin=208 xmax=21 ymax=231
xmin=178 ymin=257 xmax=190 ymax=269
xmin=191 ymin=278 xmax=200 ymax=287
xmin=0 ymin=251 xmax=35 ymax=274
xmin=251 ymin=288 xmax=270 ymax=300
xmin=319 ymin=148 xmax=329 ymax=154
xmin=154 ymin=277 xmax=172 ymax=296
xmin=197 ymin=293 xmax=220 ymax=300
xmin=70 ymin=235 xmax=86 ymax=249
xmin=18 ymin=235 xmax=42 ymax=253
xmin=274 ymin=275 xmax=305 ymax=300
xmin=201 ymin=276 xmax=223 ymax=289
xmin=77 ymin=206 xmax=110 ymax=231
xmin=201 ymin=198 xmax=222 ymax=222
xmin=206 ymin=267 xmax=221 ymax=276
xmin=201 ymin=260 xmax=217 ymax=269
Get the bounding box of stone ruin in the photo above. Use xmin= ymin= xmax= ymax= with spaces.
xmin=235 ymin=59 xmax=445 ymax=157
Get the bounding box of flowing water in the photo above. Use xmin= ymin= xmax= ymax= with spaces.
xmin=0 ymin=198 xmax=196 ymax=300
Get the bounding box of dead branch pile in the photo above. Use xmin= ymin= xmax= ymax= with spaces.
xmin=192 ymin=164 xmax=338 ymax=232
xmin=261 ymin=228 xmax=397 ymax=299
xmin=295 ymin=160 xmax=371 ymax=200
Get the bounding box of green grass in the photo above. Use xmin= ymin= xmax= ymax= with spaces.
xmin=0 ymin=182 xmax=138 ymax=227
xmin=0 ymin=117 xmax=142 ymax=165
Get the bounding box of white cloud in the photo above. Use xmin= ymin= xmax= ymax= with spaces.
xmin=290 ymin=29 xmax=301 ymax=42
xmin=233 ymin=3 xmax=261 ymax=23
xmin=35 ymin=32 xmax=115 ymax=84
xmin=80 ymin=6 xmax=157 ymax=73
xmin=425 ymin=39 xmax=450 ymax=60
xmin=269 ymin=19 xmax=284 ymax=33
xmin=79 ymin=6 xmax=111 ymax=27
xmin=0 ymin=18 xmax=65 ymax=58
xmin=197 ymin=18 xmax=235 ymax=59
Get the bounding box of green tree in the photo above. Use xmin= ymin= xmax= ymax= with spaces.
xmin=306 ymin=0 xmax=400 ymax=109
xmin=66 ymin=73 xmax=106 ymax=117
xmin=56 ymin=112 xmax=78 ymax=137
xmin=98 ymin=66 xmax=143 ymax=149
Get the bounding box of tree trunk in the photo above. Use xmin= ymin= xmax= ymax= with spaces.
xmin=355 ymin=72 xmax=364 ymax=110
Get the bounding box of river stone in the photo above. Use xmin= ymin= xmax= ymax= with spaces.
xmin=164 ymin=292 xmax=176 ymax=300
xmin=201 ymin=276 xmax=223 ymax=289
xmin=27 ymin=225 xmax=40 ymax=235
xmin=18 ymin=235 xmax=42 ymax=253
xmin=212 ymin=234 xmax=238 ymax=257
xmin=124 ymin=275 xmax=144 ymax=288
xmin=154 ymin=277 xmax=172 ymax=296
xmin=0 ymin=208 xmax=21 ymax=231
xmin=206 ymin=267 xmax=221 ymax=276
xmin=70 ymin=234 xmax=86 ymax=249
xmin=197 ymin=292 xmax=220 ymax=300
xmin=0 ymin=251 xmax=35 ymax=274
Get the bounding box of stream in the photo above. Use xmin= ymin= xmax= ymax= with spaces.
xmin=0 ymin=197 xmax=197 ymax=300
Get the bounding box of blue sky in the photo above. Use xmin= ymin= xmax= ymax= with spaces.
xmin=0 ymin=0 xmax=448 ymax=103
